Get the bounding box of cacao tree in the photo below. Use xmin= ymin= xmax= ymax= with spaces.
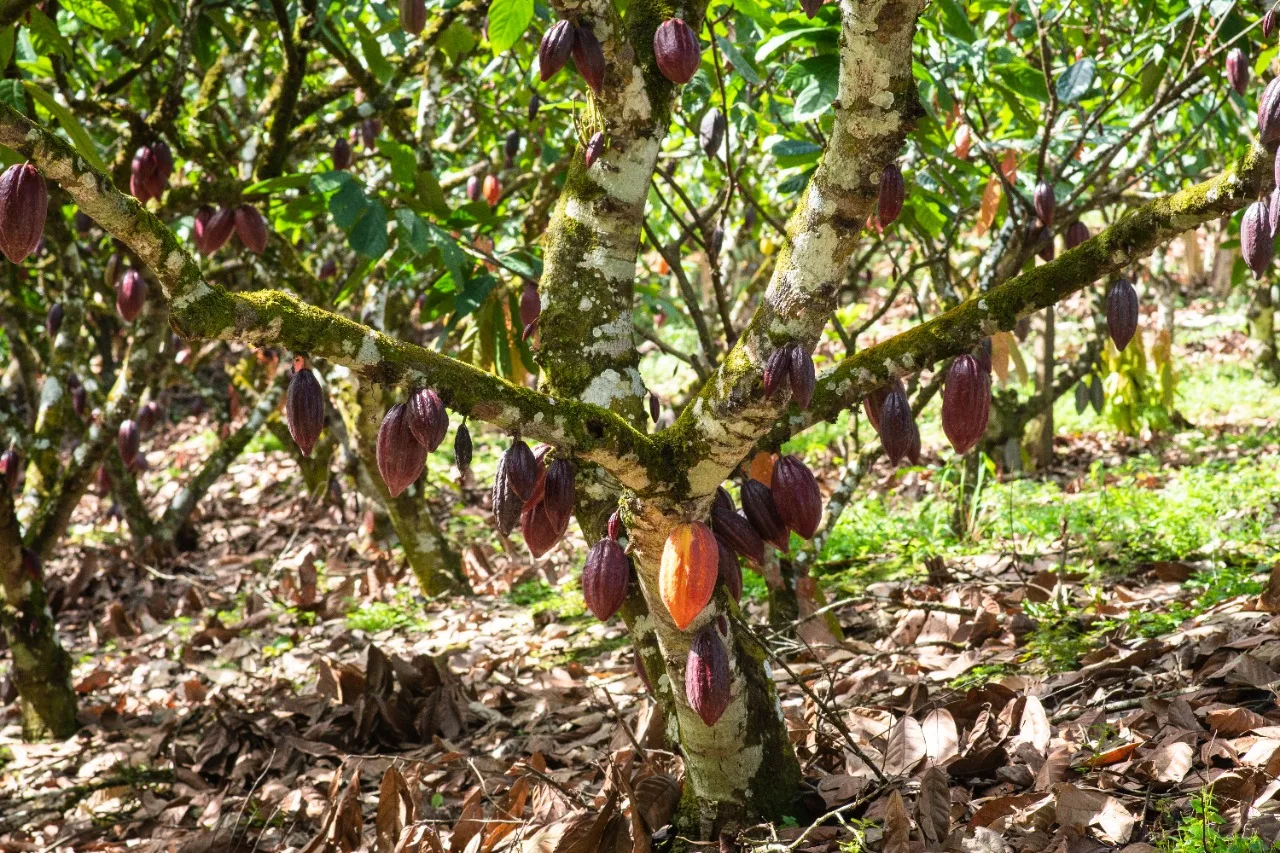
xmin=1 ymin=0 xmax=1276 ymax=837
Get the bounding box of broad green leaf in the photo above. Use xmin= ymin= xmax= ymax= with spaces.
xmin=1055 ymin=58 xmax=1096 ymax=104
xmin=27 ymin=11 xmax=70 ymax=61
xmin=61 ymin=0 xmax=122 ymax=31
xmin=717 ymin=36 xmax=761 ymax=85
xmin=0 ymin=80 xmax=24 ymax=112
xmin=23 ymin=83 xmax=109 ymax=173
xmin=354 ymin=19 xmax=393 ymax=83
xmin=349 ymin=199 xmax=389 ymax=258
xmin=487 ymin=0 xmax=534 ymax=54
xmin=377 ymin=138 xmax=419 ymax=188
xmin=245 ymin=173 xmax=312 ymax=195
xmin=934 ymin=0 xmax=975 ymax=42
xmin=787 ymin=55 xmax=839 ymax=123
xmin=456 ymin=272 xmax=497 ymax=315
xmin=327 ymin=180 xmax=368 ymax=229
xmin=997 ymin=63 xmax=1049 ymax=102
xmin=755 ymin=28 xmax=826 ymax=64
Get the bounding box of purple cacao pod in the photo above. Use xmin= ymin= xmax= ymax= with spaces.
xmin=700 ymin=108 xmax=725 ymax=157
xmin=863 ymin=381 xmax=897 ymax=435
xmin=377 ymin=403 xmax=427 ymax=497
xmin=1267 ymin=7 xmax=1278 ymax=39
xmin=0 ymin=448 xmax=18 ymax=491
xmin=333 ymin=137 xmax=352 ymax=170
xmin=153 ymin=141 xmax=174 ymax=180
xmin=406 ymin=387 xmax=448 ymax=451
xmin=286 ymin=367 xmax=325 ymax=456
xmin=0 ymin=163 xmax=48 ymax=264
xmin=467 ymin=175 xmax=481 ymax=202
xmin=400 ymin=0 xmax=426 ymax=33
xmin=686 ymin=625 xmax=730 ymax=726
xmin=801 ymin=0 xmax=822 ymax=16
xmin=528 ymin=93 xmax=541 ymax=121
xmin=763 ymin=346 xmax=792 ymax=400
xmin=878 ymin=385 xmax=914 ymax=465
xmin=713 ymin=486 xmax=734 ymax=514
xmin=130 ymin=146 xmax=164 ymax=202
xmin=585 ymin=132 xmax=605 ymax=168
xmin=138 ymin=400 xmax=161 ymax=432
xmin=234 ymin=205 xmax=268 ymax=254
xmin=1035 ymin=226 xmax=1055 ymax=261
xmin=941 ymin=354 xmax=991 ymax=455
xmin=1259 ymin=77 xmax=1280 ymax=143
xmin=716 ymin=536 xmax=743 ymax=602
xmin=319 ymin=258 xmax=338 ymax=280
xmin=118 ymin=419 xmax=140 ymax=468
xmin=454 ymin=421 xmax=473 ymax=472
xmin=905 ymin=419 xmax=922 ymax=466
xmin=499 ymin=439 xmax=537 ymax=500
xmin=543 ymin=459 xmax=576 ymax=529
xmin=520 ymin=281 xmax=541 ymax=332
xmin=710 ymin=505 xmax=764 ymax=566
xmin=116 ymin=268 xmax=147 ymax=322
xmin=582 ymin=537 xmax=630 ymax=621
xmin=521 ymin=497 xmax=568 ymax=558
xmin=607 ymin=509 xmax=623 ymax=540
xmin=361 ymin=119 xmax=380 ymax=149
xmin=741 ymin=478 xmax=789 ymax=551
xmin=1227 ymin=48 xmax=1249 ymax=96
xmin=771 ymin=455 xmax=821 ymax=539
xmin=105 ymin=253 xmax=122 ymax=289
xmin=649 ymin=391 xmax=661 ymax=423
xmin=1106 ymin=278 xmax=1139 ymax=352
xmin=788 ymin=346 xmax=815 ymax=410
xmin=878 ymin=163 xmax=905 ymax=228
xmin=46 ymin=302 xmax=63 ymax=338
xmin=1243 ymin=199 xmax=1274 ymax=279
xmin=539 ymin=20 xmax=577 ymax=81
xmin=1064 ymin=221 xmax=1089 ymax=250
xmin=572 ymin=24 xmax=606 ymax=93
xmin=72 ymin=384 xmax=86 ymax=419
xmin=505 ymin=130 xmax=520 ymax=162
xmin=653 ymin=18 xmax=701 ymax=85
xmin=195 ymin=206 xmax=235 ymax=255
xmin=1033 ymin=181 xmax=1055 ymax=227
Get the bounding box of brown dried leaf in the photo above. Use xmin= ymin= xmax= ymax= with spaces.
xmin=377 ymin=766 xmax=414 ymax=853
xmin=1207 ymin=706 xmax=1269 ymax=736
xmin=916 ymin=765 xmax=951 ymax=844
xmin=1018 ymin=695 xmax=1050 ymax=754
xmin=884 ymin=716 xmax=927 ymax=777
xmin=882 ymin=789 xmax=911 ymax=853
xmin=922 ymin=708 xmax=959 ymax=765
xmin=976 ymin=176 xmax=1001 ymax=237
xmin=1054 ymin=783 xmax=1134 ymax=845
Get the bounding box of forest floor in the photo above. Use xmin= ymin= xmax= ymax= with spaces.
xmin=2 ymin=299 xmax=1279 ymax=852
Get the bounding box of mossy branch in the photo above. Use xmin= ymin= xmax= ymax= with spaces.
xmin=0 ymin=103 xmax=662 ymax=491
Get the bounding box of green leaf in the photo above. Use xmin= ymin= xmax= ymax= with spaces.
xmin=456 ymin=272 xmax=497 ymax=315
xmin=60 ymin=0 xmax=122 ymax=31
xmin=27 ymin=11 xmax=71 ymax=60
xmin=717 ymin=36 xmax=761 ymax=85
xmin=0 ymin=26 xmax=13 ymax=70
xmin=354 ymin=19 xmax=393 ymax=83
xmin=349 ymin=199 xmax=388 ymax=258
xmin=996 ymin=63 xmax=1049 ymax=102
xmin=487 ymin=0 xmax=533 ymax=54
xmin=327 ymin=180 xmax=367 ymax=229
xmin=497 ymin=250 xmax=541 ymax=280
xmin=1055 ymin=58 xmax=1096 ymax=104
xmin=934 ymin=0 xmax=975 ymax=42
xmin=755 ymin=28 xmax=826 ymax=64
xmin=23 ymin=82 xmax=109 ymax=173
xmin=0 ymin=80 xmax=24 ymax=112
xmin=787 ymin=55 xmax=839 ymax=123
xmin=414 ymin=170 xmax=449 ymax=218
xmin=244 ymin=173 xmax=312 ymax=195
xmin=377 ymin=138 xmax=419 ymax=188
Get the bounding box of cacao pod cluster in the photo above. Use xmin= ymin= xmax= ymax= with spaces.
xmin=762 ymin=343 xmax=816 ymax=409
xmin=539 ymin=20 xmax=605 ymax=93
xmin=0 ymin=163 xmax=48 ymax=264
xmin=194 ymin=204 xmax=268 ymax=255
xmin=286 ymin=359 xmax=326 ymax=457
xmin=130 ymin=142 xmax=173 ymax=204
xmin=489 ymin=440 xmax=578 ymax=558
xmin=377 ymin=386 xmax=450 ymax=497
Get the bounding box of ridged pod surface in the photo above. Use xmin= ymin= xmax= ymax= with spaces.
xmin=572 ymin=25 xmax=605 ymax=93
xmin=659 ymin=521 xmax=717 ymax=629
xmin=116 ymin=269 xmax=147 ymax=322
xmin=539 ymin=20 xmax=576 ymax=81
xmin=1267 ymin=7 xmax=1278 ymax=38
xmin=400 ymin=0 xmax=426 ymax=33
xmin=1227 ymin=48 xmax=1249 ymax=95
xmin=521 ymin=497 xmax=568 ymax=558
xmin=699 ymin=109 xmax=725 ymax=157
xmin=607 ymin=509 xmax=623 ymax=541
xmin=332 ymin=138 xmax=352 ymax=170
xmin=0 ymin=163 xmax=47 ymax=264
xmin=454 ymin=422 xmax=473 ymax=472
xmin=499 ymin=440 xmax=538 ymax=500
xmin=653 ymin=19 xmax=701 ymax=84
xmin=234 ymin=205 xmax=268 ymax=254
xmin=771 ymin=455 xmax=821 ymax=539
xmin=878 ymin=385 xmax=914 ymax=465
xmin=763 ymin=346 xmax=792 ymax=400
xmin=878 ymin=164 xmax=905 ymax=228
xmin=1033 ymin=181 xmax=1055 ymax=227
xmin=46 ymin=303 xmax=63 ymax=338
xmin=1064 ymin=221 xmax=1090 ymax=250
xmin=1259 ymin=77 xmax=1280 ymax=143
xmin=685 ymin=625 xmax=731 ymax=726
xmin=1242 ymin=200 xmax=1273 ymax=279
xmin=582 ymin=537 xmax=630 ymax=620
xmin=286 ymin=367 xmax=325 ymax=456
xmin=1106 ymin=278 xmax=1139 ymax=352
xmin=863 ymin=381 xmax=901 ymax=435
xmin=710 ymin=505 xmax=764 ymax=566
xmin=941 ymin=355 xmax=991 ymax=455
xmin=716 ymin=536 xmax=743 ymax=602
xmin=195 ymin=206 xmax=235 ymax=255
xmin=377 ymin=404 xmax=427 ymax=497
xmin=406 ymin=387 xmax=448 ymax=451
xmin=542 ymin=459 xmax=575 ymax=530
xmin=118 ymin=420 xmax=140 ymax=468
xmin=741 ymin=479 xmax=789 ymax=551
xmin=788 ymin=347 xmax=815 ymax=409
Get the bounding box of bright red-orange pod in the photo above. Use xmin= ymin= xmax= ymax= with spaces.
xmin=660 ymin=521 xmax=718 ymax=629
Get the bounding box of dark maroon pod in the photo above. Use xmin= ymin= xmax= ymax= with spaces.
xmin=582 ymin=537 xmax=630 ymax=621
xmin=584 ymin=132 xmax=605 ymax=168
xmin=528 ymin=93 xmax=541 ymax=121
xmin=361 ymin=118 xmax=380 ymax=149
xmin=878 ymin=385 xmax=914 ymax=465
xmin=138 ymin=400 xmax=161 ymax=432
xmin=0 ymin=448 xmax=18 ymax=491
xmin=153 ymin=141 xmax=174 ymax=180
xmin=741 ymin=478 xmax=789 ymax=551
xmin=234 ymin=205 xmax=268 ymax=254
xmin=46 ymin=302 xmax=63 ymax=338
xmin=1033 ymin=181 xmax=1055 ymax=228
xmin=539 ymin=20 xmax=576 ymax=81
xmin=467 ymin=175 xmax=481 ymax=202
xmin=543 ymin=459 xmax=576 ymax=529
xmin=1064 ymin=221 xmax=1089 ymax=250
xmin=607 ymin=509 xmax=623 ymax=540
xmin=319 ymin=258 xmax=338 ymax=280
xmin=195 ymin=206 xmax=235 ymax=255
xmin=711 ymin=505 xmax=764 ymax=566
xmin=0 ymin=163 xmax=48 ymax=264
xmin=686 ymin=625 xmax=731 ymax=726
xmin=521 ymin=497 xmax=567 ymax=558
xmin=905 ymin=419 xmax=922 ymax=466
xmin=716 ymin=536 xmax=743 ymax=602
xmin=504 ymin=130 xmax=520 ymax=163
xmin=862 ymin=378 xmax=903 ymax=435
xmin=713 ymin=486 xmax=734 ymax=514
xmin=771 ymin=455 xmax=821 ymax=539
xmin=878 ymin=163 xmax=905 ymax=228
xmin=130 ymin=146 xmax=165 ymax=202
xmin=1267 ymin=7 xmax=1277 ymax=39
xmin=801 ymin=0 xmax=823 ymax=15
xmin=520 ymin=281 xmax=541 ymax=334
xmin=118 ymin=419 xmax=140 ymax=468
xmin=763 ymin=346 xmax=792 ymax=400
xmin=700 ymin=108 xmax=726 ymax=157
xmin=572 ymin=24 xmax=606 ymax=93
xmin=105 ymin=253 xmax=122 ymax=289
xmin=286 ymin=367 xmax=325 ymax=456
xmin=116 ymin=269 xmax=147 ymax=322
xmin=941 ymin=354 xmax=991 ymax=455
xmin=1227 ymin=48 xmax=1249 ymax=96
xmin=333 ymin=137 xmax=352 ymax=170
xmin=454 ymin=421 xmax=473 ymax=472
xmin=788 ymin=346 xmax=815 ymax=410
xmin=1036 ymin=226 xmax=1055 ymax=261
xmin=72 ymin=384 xmax=86 ymax=419
xmin=653 ymin=18 xmax=701 ymax=85
xmin=500 ymin=439 xmax=538 ymax=500
xmin=1106 ymin=278 xmax=1140 ymax=352
xmin=1259 ymin=77 xmax=1280 ymax=143
xmin=406 ymin=387 xmax=448 ymax=451
xmin=1242 ymin=200 xmax=1273 ymax=279
xmin=400 ymin=0 xmax=426 ymax=33
xmin=377 ymin=403 xmax=427 ymax=497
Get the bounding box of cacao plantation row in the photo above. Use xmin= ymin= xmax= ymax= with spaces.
xmin=0 ymin=0 xmax=1273 ymax=845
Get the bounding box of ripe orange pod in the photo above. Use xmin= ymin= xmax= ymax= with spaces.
xmin=482 ymin=174 xmax=500 ymax=207
xmin=660 ymin=521 xmax=718 ymax=630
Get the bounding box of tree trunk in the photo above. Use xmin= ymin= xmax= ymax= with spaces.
xmin=1249 ymin=283 xmax=1280 ymax=382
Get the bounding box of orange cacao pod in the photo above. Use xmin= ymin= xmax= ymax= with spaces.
xmin=659 ymin=521 xmax=717 ymax=629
